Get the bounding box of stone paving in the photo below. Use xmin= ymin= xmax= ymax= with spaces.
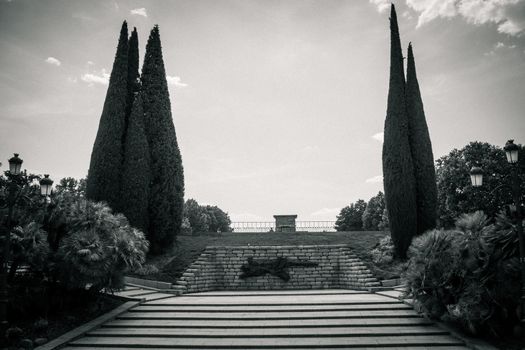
xmin=59 ymin=287 xmax=469 ymax=349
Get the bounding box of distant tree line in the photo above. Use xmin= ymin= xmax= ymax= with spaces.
xmin=182 ymin=199 xmax=232 ymax=234
xmin=335 ymin=192 xmax=389 ymax=232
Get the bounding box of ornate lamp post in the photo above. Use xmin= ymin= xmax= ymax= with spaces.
xmin=470 ymin=139 xmax=524 ymax=329
xmin=0 ymin=155 xmax=53 ymax=327
xmin=0 ymin=154 xmax=24 ymax=327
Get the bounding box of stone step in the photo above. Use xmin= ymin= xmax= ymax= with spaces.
xmin=176 ymin=289 xmax=367 ymax=296
xmin=133 ymin=304 xmax=411 ymax=312
xmin=151 ymin=294 xmax=390 ymax=305
xmin=120 ymin=309 xmax=421 ymax=320
xmin=89 ymin=325 xmax=447 ymax=337
xmin=70 ymin=334 xmax=465 ymax=348
xmin=115 ymin=289 xmax=159 ymax=298
xmin=104 ymin=317 xmax=434 ymax=328
xmin=64 ymin=347 xmax=467 ymax=350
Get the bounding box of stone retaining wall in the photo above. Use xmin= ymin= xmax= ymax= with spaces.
xmin=173 ymin=244 xmax=380 ymax=294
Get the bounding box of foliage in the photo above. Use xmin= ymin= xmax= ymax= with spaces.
xmin=86 ymin=21 xmax=129 ymax=210
xmin=378 ymin=207 xmax=389 ymax=231
xmin=405 ymin=211 xmax=522 ymax=337
xmin=14 ymin=193 xmax=148 ymax=291
xmin=1 ymin=169 xmax=149 ymax=293
xmin=54 ymin=177 xmax=86 ymax=197
xmin=142 ymin=25 xmax=184 ymax=254
xmin=436 ymin=141 xmax=525 ymax=227
xmin=120 ymin=92 xmax=150 ymax=234
xmin=406 ymin=43 xmax=437 ymax=235
xmin=371 ymin=235 xmax=394 ymax=264
xmin=183 ymin=198 xmax=232 ymax=233
xmin=382 ymin=4 xmax=417 ymax=259
xmin=335 ymin=199 xmax=367 ymax=231
xmin=362 ymin=192 xmax=387 ymax=231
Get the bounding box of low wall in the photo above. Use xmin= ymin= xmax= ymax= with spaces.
xmin=173 ymin=244 xmax=380 ymax=294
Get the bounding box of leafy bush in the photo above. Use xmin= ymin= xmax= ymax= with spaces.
xmin=405 ymin=211 xmax=521 ymax=336
xmin=335 ymin=199 xmax=367 ymax=231
xmin=1 ymin=171 xmax=149 ymax=292
xmin=183 ymin=198 xmax=231 ymax=233
xmin=371 ymin=236 xmax=394 ymax=264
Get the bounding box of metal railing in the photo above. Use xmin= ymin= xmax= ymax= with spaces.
xmin=230 ymin=221 xmax=336 ymax=233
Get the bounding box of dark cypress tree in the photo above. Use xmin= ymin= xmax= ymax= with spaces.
xmin=382 ymin=4 xmax=417 ymax=259
xmin=120 ymin=92 xmax=151 ymax=233
xmin=126 ymin=27 xmax=140 ymax=120
xmin=406 ymin=43 xmax=437 ymax=235
xmin=86 ymin=21 xmax=129 ymax=210
xmin=141 ymin=25 xmax=184 ymax=254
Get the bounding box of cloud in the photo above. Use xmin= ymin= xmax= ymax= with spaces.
xmin=67 ymin=76 xmax=78 ymax=83
xmin=80 ymin=69 xmax=109 ymax=86
xmin=229 ymin=212 xmax=263 ymax=221
xmin=130 ymin=7 xmax=147 ymax=17
xmin=45 ymin=57 xmax=61 ymax=66
xmin=310 ymin=207 xmax=341 ymax=219
xmin=405 ymin=0 xmax=525 ymax=36
xmin=365 ymin=175 xmax=383 ymax=183
xmin=369 ymin=0 xmax=391 ymax=13
xmin=166 ymin=75 xmax=188 ymax=87
xmin=87 ymin=61 xmax=94 ymax=65
xmin=372 ymin=132 xmax=384 ymax=143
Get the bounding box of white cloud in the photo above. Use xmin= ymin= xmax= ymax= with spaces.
xmin=67 ymin=77 xmax=78 ymax=83
xmin=130 ymin=7 xmax=147 ymax=17
xmin=310 ymin=207 xmax=341 ymax=219
xmin=372 ymin=132 xmax=384 ymax=143
xmin=166 ymin=75 xmax=188 ymax=87
xmin=405 ymin=0 xmax=525 ymax=36
xmin=229 ymin=212 xmax=263 ymax=221
xmin=369 ymin=0 xmax=391 ymax=13
xmin=87 ymin=61 xmax=94 ymax=65
xmin=365 ymin=175 xmax=383 ymax=183
xmin=80 ymin=69 xmax=109 ymax=86
xmin=45 ymin=57 xmax=61 ymax=66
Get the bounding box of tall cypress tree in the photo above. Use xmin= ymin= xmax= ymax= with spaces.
xmin=86 ymin=21 xmax=129 ymax=210
xmin=382 ymin=4 xmax=417 ymax=259
xmin=141 ymin=25 xmax=184 ymax=254
xmin=126 ymin=27 xmax=140 ymax=121
xmin=406 ymin=43 xmax=437 ymax=235
xmin=120 ymin=92 xmax=150 ymax=233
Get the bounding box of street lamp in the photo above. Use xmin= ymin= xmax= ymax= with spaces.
xmin=0 ymin=154 xmax=24 ymax=327
xmin=8 ymin=154 xmax=22 ymax=176
xmin=469 ymin=166 xmax=483 ymax=187
xmin=1 ymin=156 xmax=54 ymax=327
xmin=39 ymin=174 xmax=54 ymax=197
xmin=505 ymin=139 xmax=519 ymax=164
xmin=470 ymin=140 xmax=524 ymax=330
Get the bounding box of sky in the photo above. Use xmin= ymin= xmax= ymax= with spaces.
xmin=1 ymin=0 xmax=524 ymax=222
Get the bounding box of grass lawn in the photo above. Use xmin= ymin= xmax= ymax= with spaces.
xmin=132 ymin=231 xmax=404 ymax=283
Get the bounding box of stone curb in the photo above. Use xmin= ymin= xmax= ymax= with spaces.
xmin=372 ymin=290 xmax=498 ymax=350
xmin=35 ymin=300 xmax=141 ymax=350
xmin=124 ymin=276 xmax=172 ymax=290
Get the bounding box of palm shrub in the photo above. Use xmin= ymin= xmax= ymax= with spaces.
xmin=7 ymin=190 xmax=149 ymax=292
xmin=55 ymin=196 xmax=149 ymax=291
xmin=405 ymin=211 xmax=521 ymax=336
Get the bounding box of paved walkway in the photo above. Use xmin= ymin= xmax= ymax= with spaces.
xmin=62 ymin=288 xmax=468 ymax=349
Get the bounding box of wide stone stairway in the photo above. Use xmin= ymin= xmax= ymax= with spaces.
xmin=62 ymin=289 xmax=468 ymax=349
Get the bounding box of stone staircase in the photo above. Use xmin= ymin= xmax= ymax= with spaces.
xmin=171 ymin=244 xmax=381 ymax=294
xmin=63 ymin=289 xmax=468 ymax=349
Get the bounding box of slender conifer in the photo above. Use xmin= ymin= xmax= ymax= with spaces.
xmin=382 ymin=4 xmax=417 ymax=259
xmin=86 ymin=21 xmax=129 ymax=210
xmin=406 ymin=43 xmax=437 ymax=235
xmin=120 ymin=92 xmax=151 ymax=233
xmin=141 ymin=25 xmax=184 ymax=254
